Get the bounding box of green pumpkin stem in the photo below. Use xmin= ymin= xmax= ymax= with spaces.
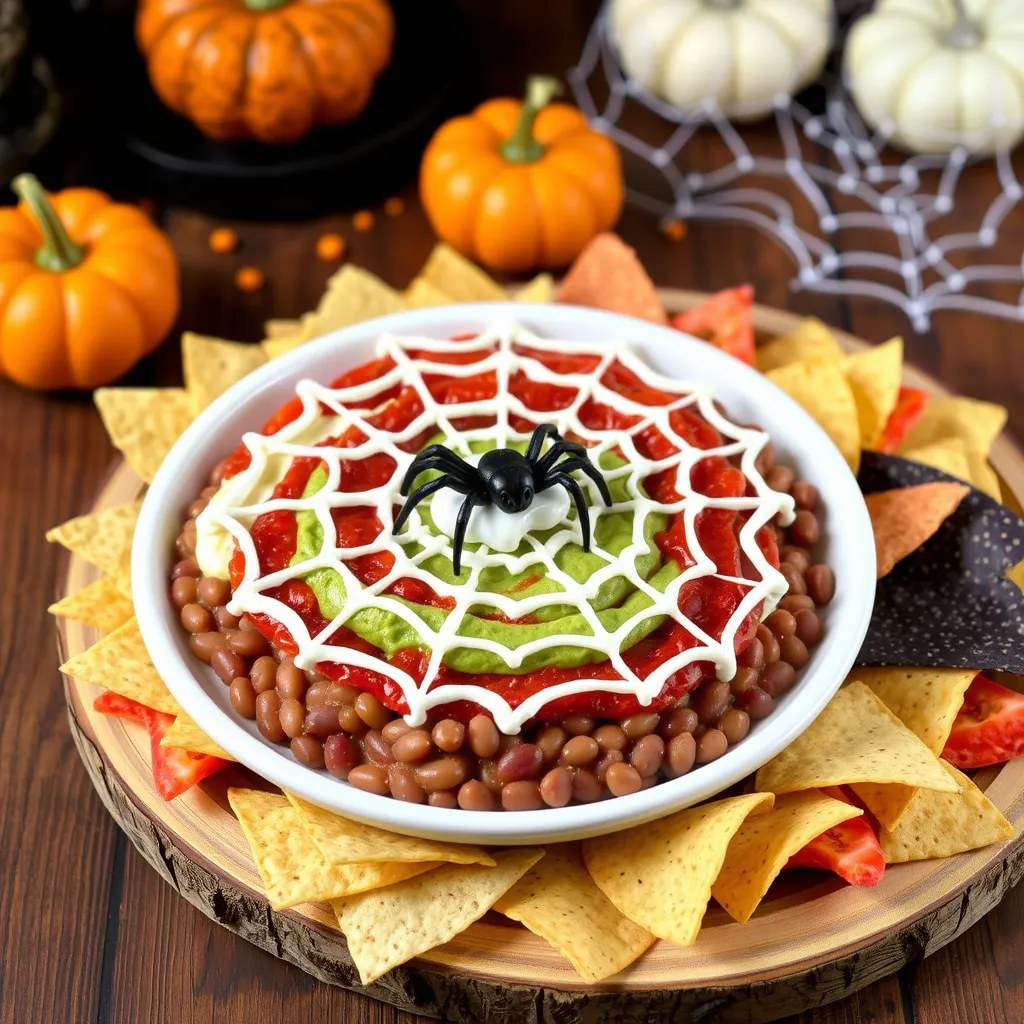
xmin=241 ymin=0 xmax=291 ymax=10
xmin=500 ymin=76 xmax=563 ymax=164
xmin=12 ymin=174 xmax=85 ymax=273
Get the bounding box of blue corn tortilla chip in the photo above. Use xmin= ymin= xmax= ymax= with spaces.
xmin=856 ymin=453 xmax=1024 ymax=673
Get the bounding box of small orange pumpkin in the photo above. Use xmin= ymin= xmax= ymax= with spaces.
xmin=135 ymin=0 xmax=394 ymax=145
xmin=0 ymin=175 xmax=180 ymax=391
xmin=420 ymin=76 xmax=624 ymax=273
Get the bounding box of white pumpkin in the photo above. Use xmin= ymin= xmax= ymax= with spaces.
xmin=846 ymin=0 xmax=1024 ymax=155
xmin=610 ymin=0 xmax=834 ymax=122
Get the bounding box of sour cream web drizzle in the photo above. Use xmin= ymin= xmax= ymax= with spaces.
xmin=197 ymin=322 xmax=795 ymax=734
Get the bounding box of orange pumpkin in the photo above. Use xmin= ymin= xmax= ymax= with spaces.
xmin=0 ymin=175 xmax=180 ymax=391
xmin=135 ymin=0 xmax=394 ymax=145
xmin=420 ymin=76 xmax=624 ymax=273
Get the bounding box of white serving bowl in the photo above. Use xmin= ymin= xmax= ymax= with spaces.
xmin=134 ymin=303 xmax=875 ymax=845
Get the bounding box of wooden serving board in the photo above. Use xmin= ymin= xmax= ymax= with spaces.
xmin=59 ymin=293 xmax=1024 ymax=1024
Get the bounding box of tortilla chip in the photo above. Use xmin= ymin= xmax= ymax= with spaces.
xmin=766 ymin=357 xmax=861 ymax=472
xmin=712 ymin=792 xmax=863 ymax=923
xmin=557 ymin=233 xmax=667 ymax=324
xmin=880 ymin=762 xmax=1015 ymax=863
xmin=866 ymin=481 xmax=969 ymax=577
xmin=756 ymin=318 xmax=843 ymax=373
xmin=182 ymin=332 xmax=267 ymax=412
xmin=842 ymin=338 xmax=903 ymax=450
xmin=419 ymin=242 xmax=506 ymax=302
xmin=286 ymin=793 xmax=494 ymax=867
xmin=161 ymin=712 xmax=235 ymax=761
xmin=113 ymin=570 xmax=132 ymax=600
xmin=855 ymin=667 xmax=977 ymax=756
xmin=493 ymin=843 xmax=655 ymax=982
xmin=582 ymin=792 xmax=773 ymax=947
xmin=228 ymin=789 xmax=437 ymax=910
xmin=333 ymin=847 xmax=544 ymax=985
xmin=48 ymin=575 xmax=135 ymax=633
xmin=966 ymin=451 xmax=1002 ymax=502
xmin=261 ymin=334 xmax=306 ymax=360
xmin=515 ymin=273 xmax=555 ymax=303
xmin=264 ymin=318 xmax=301 ymax=338
xmin=60 ymin=617 xmax=182 ymax=716
xmin=756 ymin=681 xmax=959 ymax=798
xmin=899 ymin=396 xmax=1007 ymax=459
xmin=404 ymin=277 xmax=458 ymax=309
xmin=902 ymin=437 xmax=973 ymax=486
xmin=300 ymin=265 xmax=405 ymax=341
xmin=94 ymin=388 xmax=195 ymax=484
xmin=45 ymin=500 xmax=141 ymax=576
xmin=848 ymin=782 xmax=919 ymax=831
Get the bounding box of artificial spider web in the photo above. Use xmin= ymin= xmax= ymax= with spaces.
xmin=205 ymin=322 xmax=790 ymax=732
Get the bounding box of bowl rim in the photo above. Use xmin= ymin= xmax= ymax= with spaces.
xmin=133 ymin=302 xmax=876 ymax=845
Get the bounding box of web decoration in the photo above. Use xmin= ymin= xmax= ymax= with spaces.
xmin=201 ymin=323 xmax=792 ymax=733
xmin=568 ymin=1 xmax=1024 ymax=333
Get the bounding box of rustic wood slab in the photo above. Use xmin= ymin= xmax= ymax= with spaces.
xmin=58 ymin=294 xmax=1024 ymax=1023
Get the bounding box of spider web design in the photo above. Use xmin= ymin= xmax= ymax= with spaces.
xmin=205 ymin=322 xmax=792 ymax=733
xmin=568 ymin=1 xmax=1024 ymax=332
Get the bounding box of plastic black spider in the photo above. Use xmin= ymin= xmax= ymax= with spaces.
xmin=392 ymin=423 xmax=613 ymax=575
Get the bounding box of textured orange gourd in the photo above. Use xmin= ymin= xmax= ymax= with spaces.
xmin=420 ymin=77 xmax=624 ymax=273
xmin=135 ymin=0 xmax=394 ymax=145
xmin=0 ymin=175 xmax=180 ymax=391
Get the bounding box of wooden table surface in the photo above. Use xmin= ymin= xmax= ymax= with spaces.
xmin=3 ymin=2 xmax=1023 ymax=1022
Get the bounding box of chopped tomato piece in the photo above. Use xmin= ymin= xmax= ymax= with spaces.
xmin=670 ymin=285 xmax=755 ymax=366
xmin=93 ymin=691 xmax=149 ymax=720
xmin=942 ymin=674 xmax=1024 ymax=769
xmin=876 ymin=386 xmax=929 ymax=453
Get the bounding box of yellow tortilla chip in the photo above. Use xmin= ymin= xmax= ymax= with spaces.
xmin=113 ymin=570 xmax=132 ymax=600
xmin=161 ymin=712 xmax=235 ymax=761
xmin=60 ymin=616 xmax=182 ymax=715
xmin=880 ymin=762 xmax=1015 ymax=863
xmin=855 ymin=667 xmax=977 ymax=756
xmin=902 ymin=437 xmax=973 ymax=485
xmin=94 ymin=387 xmax=195 ymax=483
xmin=286 ymin=793 xmax=494 ymax=867
xmin=756 ymin=681 xmax=959 ymax=797
xmin=766 ymin=357 xmax=861 ymax=472
xmin=494 ymin=843 xmax=655 ymax=982
xmin=300 ymin=264 xmax=405 ymax=341
xmin=582 ymin=792 xmax=773 ymax=947
xmin=419 ymin=242 xmax=506 ymax=302
xmin=264 ymin=318 xmax=301 ymax=338
xmin=45 ymin=500 xmax=141 ymax=576
xmin=48 ymin=575 xmax=135 ymax=633
xmin=842 ymin=337 xmax=903 ymax=450
xmin=756 ymin=318 xmax=843 ymax=373
xmin=712 ymin=792 xmax=862 ymax=923
xmin=967 ymin=451 xmax=1002 ymax=501
xmin=848 ymin=781 xmax=918 ymax=831
xmin=228 ymin=789 xmax=437 ymax=910
xmin=261 ymin=334 xmax=305 ymax=360
xmin=515 ymin=273 xmax=555 ymax=303
xmin=182 ymin=332 xmax=267 ymax=412
xmin=333 ymin=847 xmax=544 ymax=985
xmin=898 ymin=396 xmax=1007 ymax=459
xmin=404 ymin=277 xmax=458 ymax=309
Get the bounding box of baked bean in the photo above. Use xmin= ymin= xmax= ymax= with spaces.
xmin=197 ymin=576 xmax=231 ymax=608
xmin=535 ymin=725 xmax=568 ymax=763
xmin=694 ymin=680 xmax=731 ymax=724
xmin=279 ymin=698 xmax=305 ymax=738
xmin=255 ymin=691 xmax=285 ymax=742
xmin=789 ymin=509 xmax=820 ymax=548
xmin=594 ymin=750 xmax=624 ymax=783
xmin=187 ymin=498 xmax=207 ymax=519
xmin=795 ymin=609 xmax=823 ymax=647
xmin=348 ymin=765 xmax=389 ymax=796
xmin=181 ymin=602 xmax=214 ymax=634
xmin=766 ymin=465 xmax=795 ymax=492
xmin=225 ymin=628 xmax=266 ymax=660
xmin=496 ymin=733 xmax=522 ymax=756
xmin=695 ymin=728 xmax=728 ymax=763
xmin=200 ymin=484 xmax=219 ymax=500
xmin=250 ymin=655 xmax=277 ymax=693
xmin=496 ymin=744 xmax=543 ymax=784
xmin=738 ymin=637 xmax=764 ymax=671
xmin=273 ymin=657 xmax=303 ymax=698
xmin=383 ymin=719 xmax=412 ymax=744
xmin=571 ymin=769 xmax=602 ymax=803
xmin=229 ymin=676 xmax=256 ymax=718
xmin=730 ymin=666 xmax=759 ymax=695
xmin=392 ymin=729 xmax=433 ymax=763
xmin=791 ymin=481 xmax=819 ymax=510
xmin=622 ymin=712 xmax=660 ymax=740
xmin=779 ymin=635 xmax=809 ymax=669
xmin=305 ymin=681 xmax=339 ymax=707
xmin=539 ymin=767 xmax=573 ymax=807
xmin=363 ymin=729 xmax=395 ymax=766
xmin=761 ymin=660 xmax=796 ymax=696
xmin=324 ymin=734 xmax=360 ymax=779
xmin=501 ymin=781 xmax=543 ymax=811
xmin=560 ymin=735 xmax=599 ymax=766
xmin=779 ymin=594 xmax=815 ymax=614
xmin=478 ymin=758 xmax=503 ymax=792
xmin=630 ymin=734 xmax=665 ymax=777
xmin=338 ymin=704 xmax=366 ymax=735
xmin=416 ymin=758 xmax=467 ymax=792
xmin=594 ymin=723 xmax=628 ymax=750
xmin=467 ymin=715 xmax=500 ymax=757
xmin=388 ymin=765 xmax=425 ymax=803
xmin=171 ymin=577 xmax=197 ymax=609
xmin=719 ymin=709 xmax=750 ymax=744
xmin=737 ymin=686 xmax=775 ymax=720
xmin=189 ymin=631 xmax=226 ymax=663
xmin=640 ymin=775 xmax=659 ymax=790
xmin=606 ymin=761 xmax=643 ymax=796
xmin=666 ymin=732 xmax=697 ymax=776
xmin=562 ymin=715 xmax=595 ymax=736
xmin=658 ymin=707 xmax=698 ymax=738
xmin=780 ymin=562 xmax=808 ymax=596
xmin=428 ymin=791 xmax=459 ymax=809
xmin=291 ymin=735 xmax=325 ymax=768
xmin=754 ymin=441 xmax=776 ymax=477
xmin=432 ymin=719 xmax=465 ymax=753
xmin=214 ymin=607 xmax=240 ymax=631
xmin=305 ymin=704 xmax=343 ymax=737
xmin=806 ymin=564 xmax=835 ymax=605
xmin=757 ymin=624 xmax=780 ymax=666
xmin=354 ymin=692 xmax=390 ymax=730
xmin=781 ymin=546 xmax=811 ymax=574
xmin=239 ymin=615 xmax=259 ymax=632
xmin=171 ymin=558 xmax=201 ymax=580
xmin=175 ymin=532 xmax=195 ymax=559
xmin=457 ymin=779 xmax=496 ymax=811
xmin=765 ymin=609 xmax=797 ymax=638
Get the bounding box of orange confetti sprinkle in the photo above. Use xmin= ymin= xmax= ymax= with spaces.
xmin=383 ymin=197 xmax=404 ymax=217
xmin=353 ymin=210 xmax=375 ymax=232
xmin=209 ymin=227 xmax=239 ymax=254
xmin=234 ymin=266 xmax=264 ymax=293
xmin=663 ymin=219 xmax=687 ymax=242
xmin=316 ymin=233 xmax=346 ymax=261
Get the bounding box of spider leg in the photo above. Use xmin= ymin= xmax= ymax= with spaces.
xmin=548 ymin=455 xmax=614 ymax=507
xmin=526 ymin=423 xmax=561 ymax=463
xmin=550 ymin=471 xmax=594 ymax=552
xmin=451 ymin=489 xmax=487 ymax=576
xmin=392 ymin=475 xmax=460 ymax=535
xmin=536 ymin=438 xmax=588 ymax=475
xmin=400 ymin=446 xmax=475 ymax=493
